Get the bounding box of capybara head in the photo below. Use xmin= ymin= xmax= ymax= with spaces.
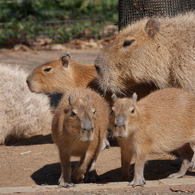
xmin=64 ymin=94 xmax=96 ymax=142
xmin=95 ymin=16 xmax=171 ymax=93
xmin=27 ymin=52 xmax=98 ymax=95
xmin=26 ymin=53 xmax=78 ymax=94
xmin=110 ymin=93 xmax=138 ymax=138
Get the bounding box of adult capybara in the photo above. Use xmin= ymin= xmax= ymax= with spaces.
xmin=110 ymin=88 xmax=195 ymax=187
xmin=0 ymin=63 xmax=52 ymax=144
xmin=26 ymin=53 xmax=158 ymax=106
xmin=52 ymin=87 xmax=109 ymax=187
xmin=95 ymin=12 xmax=195 ymax=94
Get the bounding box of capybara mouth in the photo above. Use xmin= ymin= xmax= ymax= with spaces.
xmin=80 ymin=130 xmax=94 ymax=141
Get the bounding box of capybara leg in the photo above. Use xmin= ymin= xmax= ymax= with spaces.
xmin=58 ymin=149 xmax=74 ymax=188
xmin=72 ymin=151 xmax=94 ymax=183
xmin=189 ymin=142 xmax=195 ymax=169
xmin=128 ymin=154 xmax=146 ymax=187
xmin=177 ymin=143 xmax=193 ymax=162
xmin=100 ymin=138 xmax=110 ymax=151
xmin=177 ymin=143 xmax=194 ymax=170
xmin=85 ymin=140 xmax=106 ymax=182
xmin=121 ymin=147 xmax=133 ymax=181
xmin=168 ymin=158 xmax=191 ymax=178
xmin=85 ymin=146 xmax=102 ymax=182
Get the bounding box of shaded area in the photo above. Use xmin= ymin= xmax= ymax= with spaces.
xmin=31 ymin=158 xmax=195 ymax=186
xmin=47 ymin=93 xmax=63 ymax=109
xmin=31 ymin=162 xmax=77 ymax=185
xmin=6 ymin=134 xmax=53 ymax=146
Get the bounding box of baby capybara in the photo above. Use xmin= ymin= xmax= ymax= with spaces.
xmin=110 ymin=88 xmax=195 ymax=187
xmin=52 ymin=87 xmax=109 ymax=187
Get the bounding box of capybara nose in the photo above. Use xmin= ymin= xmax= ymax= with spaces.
xmin=82 ymin=127 xmax=93 ymax=132
xmin=82 ymin=119 xmax=93 ymax=132
xmin=116 ymin=115 xmax=126 ymax=127
xmin=82 ymin=124 xmax=93 ymax=132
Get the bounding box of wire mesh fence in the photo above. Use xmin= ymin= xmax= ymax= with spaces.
xmin=0 ymin=0 xmax=118 ymax=47
xmin=118 ymin=0 xmax=195 ymax=30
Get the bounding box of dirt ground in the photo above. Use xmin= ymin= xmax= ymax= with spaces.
xmin=0 ymin=48 xmax=195 ymax=192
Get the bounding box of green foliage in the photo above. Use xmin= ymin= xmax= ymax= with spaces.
xmin=0 ymin=0 xmax=118 ymax=46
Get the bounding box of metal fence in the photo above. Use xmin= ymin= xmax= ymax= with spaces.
xmin=118 ymin=0 xmax=195 ymax=30
xmin=0 ymin=0 xmax=118 ymax=47
xmin=1 ymin=0 xmax=195 ymax=48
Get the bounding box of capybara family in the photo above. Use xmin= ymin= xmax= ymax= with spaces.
xmin=95 ymin=12 xmax=195 ymax=94
xmin=26 ymin=53 xmax=158 ymax=106
xmin=27 ymin=12 xmax=195 ymax=185
xmin=52 ymin=87 xmax=109 ymax=187
xmin=110 ymin=88 xmax=195 ymax=187
xmin=0 ymin=63 xmax=52 ymax=144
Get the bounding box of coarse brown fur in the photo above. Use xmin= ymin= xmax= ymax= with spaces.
xmin=95 ymin=12 xmax=195 ymax=94
xmin=52 ymin=87 xmax=109 ymax=187
xmin=26 ymin=53 xmax=158 ymax=106
xmin=110 ymin=88 xmax=195 ymax=187
xmin=26 ymin=53 xmax=97 ymax=94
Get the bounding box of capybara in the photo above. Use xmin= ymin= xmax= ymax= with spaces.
xmin=26 ymin=53 xmax=97 ymax=94
xmin=26 ymin=52 xmax=158 ymax=106
xmin=110 ymin=88 xmax=195 ymax=187
xmin=52 ymin=87 xmax=109 ymax=187
xmin=95 ymin=12 xmax=195 ymax=94
xmin=0 ymin=63 xmax=52 ymax=144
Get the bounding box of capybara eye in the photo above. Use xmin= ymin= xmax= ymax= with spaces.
xmin=44 ymin=67 xmax=52 ymax=72
xmin=123 ymin=40 xmax=135 ymax=47
xmin=131 ymin=108 xmax=135 ymax=113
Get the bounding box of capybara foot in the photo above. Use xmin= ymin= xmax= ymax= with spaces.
xmin=58 ymin=179 xmax=74 ymax=188
xmin=128 ymin=177 xmax=146 ymax=187
xmin=168 ymin=172 xmax=184 ymax=179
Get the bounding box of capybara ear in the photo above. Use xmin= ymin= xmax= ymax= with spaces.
xmin=60 ymin=52 xmax=71 ymax=68
xmin=111 ymin=93 xmax=117 ymax=102
xmin=145 ymin=17 xmax=160 ymax=38
xmin=68 ymin=95 xmax=74 ymax=105
xmin=131 ymin=93 xmax=138 ymax=102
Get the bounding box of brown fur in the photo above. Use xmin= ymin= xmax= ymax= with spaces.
xmin=110 ymin=88 xmax=195 ymax=186
xmin=52 ymin=87 xmax=109 ymax=187
xmin=95 ymin=12 xmax=195 ymax=94
xmin=26 ymin=53 xmax=158 ymax=106
xmin=26 ymin=53 xmax=97 ymax=94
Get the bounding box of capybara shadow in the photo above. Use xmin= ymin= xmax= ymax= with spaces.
xmin=5 ymin=134 xmax=53 ymax=146
xmin=31 ymin=158 xmax=194 ymax=185
xmin=31 ymin=162 xmax=75 ymax=185
xmin=98 ymin=158 xmax=195 ymax=184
